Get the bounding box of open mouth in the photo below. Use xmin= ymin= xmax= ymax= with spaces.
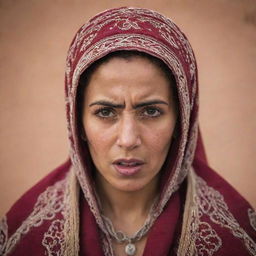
xmin=116 ymin=161 xmax=142 ymax=167
xmin=113 ymin=159 xmax=144 ymax=176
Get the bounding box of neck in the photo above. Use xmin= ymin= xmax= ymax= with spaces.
xmin=95 ymin=174 xmax=159 ymax=223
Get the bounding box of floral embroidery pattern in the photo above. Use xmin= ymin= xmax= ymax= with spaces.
xmin=196 ymin=222 xmax=222 ymax=256
xmin=195 ymin=174 xmax=256 ymax=255
xmin=42 ymin=219 xmax=65 ymax=256
xmin=2 ymin=177 xmax=67 ymax=255
xmin=178 ymin=169 xmax=256 ymax=256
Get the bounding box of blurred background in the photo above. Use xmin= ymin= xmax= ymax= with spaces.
xmin=0 ymin=0 xmax=256 ymax=217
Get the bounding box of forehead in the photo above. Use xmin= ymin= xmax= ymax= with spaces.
xmin=83 ymin=56 xmax=173 ymax=101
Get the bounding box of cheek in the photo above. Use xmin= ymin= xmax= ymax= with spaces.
xmin=149 ymin=131 xmax=172 ymax=156
xmin=86 ymin=130 xmax=106 ymax=151
xmin=84 ymin=121 xmax=114 ymax=154
xmin=144 ymin=120 xmax=175 ymax=153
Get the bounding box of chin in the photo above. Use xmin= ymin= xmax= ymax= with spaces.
xmin=110 ymin=178 xmax=152 ymax=193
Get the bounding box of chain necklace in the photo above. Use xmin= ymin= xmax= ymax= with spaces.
xmin=101 ymin=198 xmax=158 ymax=256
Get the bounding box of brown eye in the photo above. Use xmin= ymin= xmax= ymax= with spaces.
xmin=142 ymin=107 xmax=162 ymax=118
xmin=95 ymin=107 xmax=116 ymax=118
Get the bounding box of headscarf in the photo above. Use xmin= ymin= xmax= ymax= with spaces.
xmin=66 ymin=3 xmax=198 ymax=224
xmin=1 ymin=7 xmax=255 ymax=256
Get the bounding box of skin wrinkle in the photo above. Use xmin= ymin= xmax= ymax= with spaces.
xmin=89 ymin=99 xmax=169 ymax=109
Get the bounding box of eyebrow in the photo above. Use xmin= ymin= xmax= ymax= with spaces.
xmin=89 ymin=100 xmax=169 ymax=108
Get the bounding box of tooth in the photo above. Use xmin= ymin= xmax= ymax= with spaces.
xmin=117 ymin=162 xmax=140 ymax=166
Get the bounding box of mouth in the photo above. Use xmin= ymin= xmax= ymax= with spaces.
xmin=112 ymin=158 xmax=145 ymax=176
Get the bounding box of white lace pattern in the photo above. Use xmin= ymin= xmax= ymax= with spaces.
xmin=0 ymin=216 xmax=8 ymax=255
xmin=248 ymin=208 xmax=256 ymax=232
xmin=1 ymin=176 xmax=68 ymax=255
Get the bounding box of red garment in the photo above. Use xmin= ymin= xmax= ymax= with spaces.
xmin=1 ymin=7 xmax=255 ymax=256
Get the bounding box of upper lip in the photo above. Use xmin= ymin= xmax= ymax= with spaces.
xmin=113 ymin=158 xmax=145 ymax=165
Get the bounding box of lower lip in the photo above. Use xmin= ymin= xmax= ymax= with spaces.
xmin=113 ymin=164 xmax=143 ymax=176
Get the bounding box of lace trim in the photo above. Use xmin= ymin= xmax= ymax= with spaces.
xmin=42 ymin=167 xmax=80 ymax=256
xmin=0 ymin=216 xmax=8 ymax=255
xmin=102 ymin=233 xmax=114 ymax=256
xmin=248 ymin=208 xmax=256 ymax=232
xmin=3 ymin=177 xmax=67 ymax=255
xmin=177 ymin=168 xmax=222 ymax=256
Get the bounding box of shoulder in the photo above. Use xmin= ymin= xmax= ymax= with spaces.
xmin=6 ymin=159 xmax=71 ymax=231
xmin=192 ymin=157 xmax=256 ymax=255
xmin=0 ymin=159 xmax=72 ymax=255
xmin=193 ymin=157 xmax=255 ymax=221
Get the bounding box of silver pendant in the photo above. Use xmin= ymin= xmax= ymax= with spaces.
xmin=125 ymin=243 xmax=136 ymax=256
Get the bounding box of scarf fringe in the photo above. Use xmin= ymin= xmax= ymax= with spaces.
xmin=64 ymin=167 xmax=80 ymax=256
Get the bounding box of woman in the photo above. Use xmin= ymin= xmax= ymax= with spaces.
xmin=0 ymin=7 xmax=255 ymax=256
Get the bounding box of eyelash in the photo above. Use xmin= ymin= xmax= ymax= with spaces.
xmin=93 ymin=106 xmax=163 ymax=120
xmin=94 ymin=107 xmax=117 ymax=119
xmin=140 ymin=106 xmax=163 ymax=118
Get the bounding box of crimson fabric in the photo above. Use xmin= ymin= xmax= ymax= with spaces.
xmin=193 ymin=157 xmax=256 ymax=255
xmin=1 ymin=7 xmax=255 ymax=256
xmin=1 ymin=160 xmax=71 ymax=256
xmin=2 ymin=161 xmax=255 ymax=255
xmin=1 ymin=161 xmax=183 ymax=256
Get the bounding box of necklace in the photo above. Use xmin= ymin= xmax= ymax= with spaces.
xmin=101 ymin=198 xmax=158 ymax=256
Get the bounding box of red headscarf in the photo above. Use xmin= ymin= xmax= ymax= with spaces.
xmin=66 ymin=5 xmax=199 ymax=223
xmin=1 ymin=7 xmax=255 ymax=256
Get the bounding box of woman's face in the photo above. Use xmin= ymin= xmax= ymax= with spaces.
xmin=82 ymin=56 xmax=177 ymax=193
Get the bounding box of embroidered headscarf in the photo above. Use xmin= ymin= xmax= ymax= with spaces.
xmin=66 ymin=4 xmax=198 ymax=225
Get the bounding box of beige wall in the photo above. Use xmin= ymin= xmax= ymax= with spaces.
xmin=0 ymin=0 xmax=256 ymax=217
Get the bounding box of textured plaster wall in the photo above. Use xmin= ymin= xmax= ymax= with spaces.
xmin=0 ymin=0 xmax=256 ymax=217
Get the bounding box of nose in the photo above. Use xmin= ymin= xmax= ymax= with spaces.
xmin=116 ymin=114 xmax=141 ymax=150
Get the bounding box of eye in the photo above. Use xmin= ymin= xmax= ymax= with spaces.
xmin=94 ymin=107 xmax=116 ymax=119
xmin=141 ymin=106 xmax=162 ymax=118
